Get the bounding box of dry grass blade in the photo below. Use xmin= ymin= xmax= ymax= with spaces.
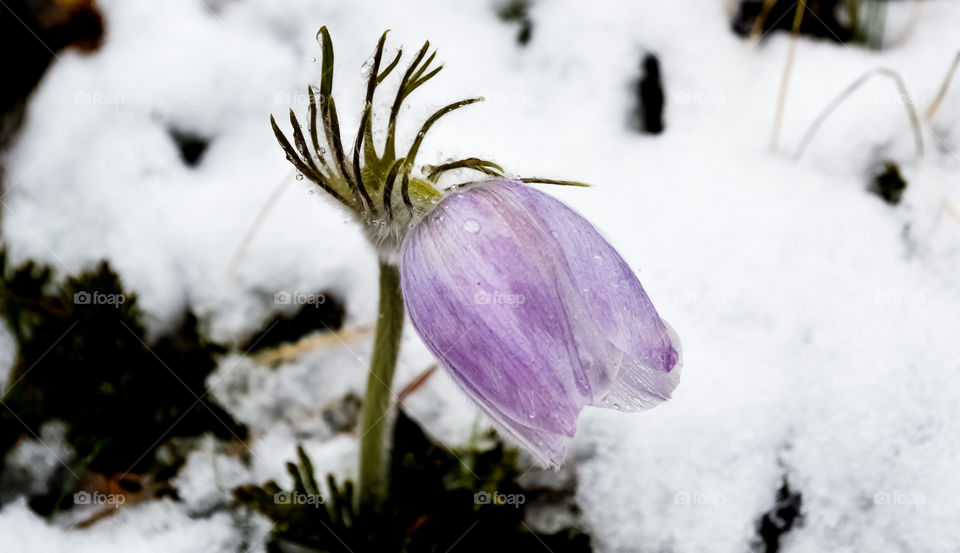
xmin=223 ymin=169 xmax=293 ymax=281
xmin=925 ymin=50 xmax=960 ymax=121
xmin=770 ymin=0 xmax=806 ymax=154
xmin=792 ymin=67 xmax=924 ymax=161
xmin=251 ymin=324 xmax=374 ymax=367
xmin=396 ymin=364 xmax=439 ymax=408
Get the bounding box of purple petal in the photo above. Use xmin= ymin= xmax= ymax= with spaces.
xmin=505 ymin=181 xmax=681 ymax=410
xmin=399 ymin=178 xmax=680 ymax=465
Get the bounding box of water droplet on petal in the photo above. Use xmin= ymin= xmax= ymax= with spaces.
xmin=550 ymin=230 xmax=560 ymax=238
xmin=312 ymin=57 xmax=318 ymax=63
xmin=463 ymin=218 xmax=480 ymax=233
xmin=613 ymin=403 xmax=621 ymax=411
xmin=296 ymin=174 xmax=304 ymax=181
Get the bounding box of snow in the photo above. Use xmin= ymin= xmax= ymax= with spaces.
xmin=0 ymin=496 xmax=248 ymax=553
xmin=2 ymin=0 xmax=960 ymax=551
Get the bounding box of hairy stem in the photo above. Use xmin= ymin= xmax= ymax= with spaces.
xmin=357 ymin=262 xmax=404 ymax=511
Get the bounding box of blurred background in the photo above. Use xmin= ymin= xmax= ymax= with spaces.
xmin=0 ymin=0 xmax=958 ymax=551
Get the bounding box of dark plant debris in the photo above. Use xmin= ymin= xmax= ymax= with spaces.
xmin=0 ymin=252 xmax=245 ymax=515
xmin=321 ymin=393 xmax=362 ymax=434
xmin=753 ymin=477 xmax=804 ymax=553
xmin=869 ymin=160 xmax=907 ymax=205
xmin=169 ymin=128 xmax=211 ymax=167
xmin=0 ymin=0 xmax=103 ymax=150
xmin=731 ymin=0 xmax=852 ymax=43
xmin=235 ymin=410 xmax=592 ymax=552
xmin=633 ymin=53 xmax=665 ymax=135
xmin=497 ymin=0 xmax=534 ymax=46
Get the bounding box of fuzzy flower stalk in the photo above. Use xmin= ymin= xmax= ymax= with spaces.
xmin=272 ymin=28 xmax=681 ymax=511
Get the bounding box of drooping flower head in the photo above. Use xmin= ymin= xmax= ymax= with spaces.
xmin=272 ymin=29 xmax=680 ymax=466
xmin=400 ymin=179 xmax=681 ymax=466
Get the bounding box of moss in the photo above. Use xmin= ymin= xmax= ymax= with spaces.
xmin=0 ymin=252 xmax=245 ymax=514
xmin=235 ymin=411 xmax=592 ymax=552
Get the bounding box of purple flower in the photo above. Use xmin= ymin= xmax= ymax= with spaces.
xmin=400 ymin=178 xmax=681 ymax=466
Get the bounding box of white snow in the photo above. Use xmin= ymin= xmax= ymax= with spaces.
xmin=0 ymin=496 xmax=249 ymax=553
xmin=2 ymin=0 xmax=960 ymax=551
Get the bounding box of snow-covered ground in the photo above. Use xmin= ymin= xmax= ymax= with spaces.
xmin=2 ymin=0 xmax=960 ymax=551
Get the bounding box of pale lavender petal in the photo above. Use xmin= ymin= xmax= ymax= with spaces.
xmin=442 ymin=365 xmax=572 ymax=466
xmin=400 ymin=185 xmax=589 ymax=464
xmin=502 ymin=180 xmax=681 ymax=410
xmin=400 ymin=178 xmax=680 ymax=464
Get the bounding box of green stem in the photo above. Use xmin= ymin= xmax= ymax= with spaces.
xmin=357 ymin=262 xmax=404 ymax=511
